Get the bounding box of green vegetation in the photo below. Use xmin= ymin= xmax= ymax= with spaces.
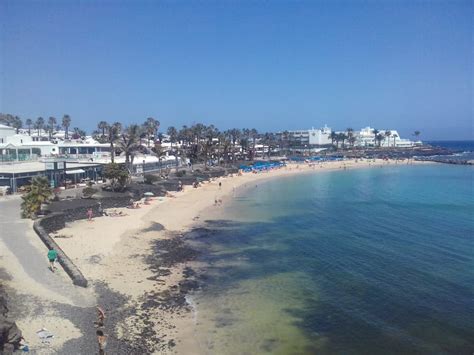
xmin=21 ymin=176 xmax=53 ymax=218
xmin=144 ymin=174 xmax=159 ymax=184
xmin=119 ymin=124 xmax=142 ymax=172
xmin=103 ymin=163 xmax=129 ymax=191
xmin=82 ymin=186 xmax=98 ymax=198
xmin=62 ymin=114 xmax=71 ymax=139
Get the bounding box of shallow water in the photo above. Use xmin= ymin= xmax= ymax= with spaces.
xmin=189 ymin=165 xmax=474 ymax=354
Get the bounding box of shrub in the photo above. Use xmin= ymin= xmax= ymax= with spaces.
xmin=83 ymin=186 xmax=98 ymax=198
xmin=175 ymin=170 xmax=186 ymax=177
xmin=103 ymin=163 xmax=129 ymax=191
xmin=144 ymin=174 xmax=159 ymax=184
xmin=21 ymin=176 xmax=53 ymax=218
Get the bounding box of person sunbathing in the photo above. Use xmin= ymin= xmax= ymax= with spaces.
xmin=109 ymin=210 xmax=127 ymax=217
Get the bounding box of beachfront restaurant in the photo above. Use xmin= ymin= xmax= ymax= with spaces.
xmin=0 ymin=161 xmax=104 ymax=192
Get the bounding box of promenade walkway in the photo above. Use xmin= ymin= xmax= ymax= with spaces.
xmin=0 ymin=196 xmax=93 ymax=306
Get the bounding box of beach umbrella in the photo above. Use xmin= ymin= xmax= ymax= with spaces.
xmin=144 ymin=192 xmax=154 ymax=196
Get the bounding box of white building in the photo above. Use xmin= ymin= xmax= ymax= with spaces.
xmin=355 ymin=127 xmax=416 ymax=148
xmin=280 ymin=125 xmax=332 ymax=146
xmin=0 ymin=124 xmax=15 ymax=144
xmin=0 ymin=124 xmax=110 ymax=162
xmin=309 ymin=125 xmax=332 ymax=145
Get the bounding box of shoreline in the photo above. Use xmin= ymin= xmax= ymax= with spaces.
xmin=2 ymin=158 xmax=435 ymax=353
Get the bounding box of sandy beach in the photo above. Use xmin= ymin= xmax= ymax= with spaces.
xmin=2 ymin=158 xmax=430 ymax=354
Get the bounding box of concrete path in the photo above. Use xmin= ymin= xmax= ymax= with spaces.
xmin=0 ymin=196 xmax=94 ymax=306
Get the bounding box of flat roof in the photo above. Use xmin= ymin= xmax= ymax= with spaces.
xmin=0 ymin=161 xmax=103 ymax=174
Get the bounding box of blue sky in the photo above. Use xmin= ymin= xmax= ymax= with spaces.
xmin=0 ymin=0 xmax=472 ymax=140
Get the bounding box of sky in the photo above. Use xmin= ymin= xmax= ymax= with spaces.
xmin=0 ymin=0 xmax=472 ymax=140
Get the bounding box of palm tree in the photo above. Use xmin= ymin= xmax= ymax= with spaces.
xmin=192 ymin=123 xmax=206 ymax=144
xmin=25 ymin=118 xmax=32 ymax=135
xmin=281 ymin=130 xmax=290 ymax=155
xmin=62 ymin=114 xmax=71 ymax=139
xmin=346 ymin=128 xmax=354 ymax=148
xmin=119 ymin=124 xmax=142 ymax=172
xmin=338 ymin=133 xmax=348 ymax=149
xmin=262 ymin=132 xmax=276 ymax=159
xmin=392 ymin=134 xmax=398 ymax=147
xmin=72 ymin=127 xmax=86 ymax=139
xmin=330 ymin=131 xmax=338 ymax=148
xmin=250 ymin=128 xmax=258 ymax=160
xmin=48 ymin=116 xmax=57 ymax=140
xmin=21 ymin=176 xmax=52 ymax=218
xmin=107 ymin=122 xmax=122 ymax=163
xmin=167 ymin=126 xmax=178 ymax=151
xmin=201 ymin=127 xmax=212 ymax=167
xmin=348 ymin=135 xmax=356 ymax=148
xmin=372 ymin=129 xmax=380 ymax=147
xmin=413 ymin=131 xmax=421 ymax=139
xmin=144 ymin=117 xmax=160 ymax=146
xmin=205 ymin=125 xmax=219 ymax=166
xmin=225 ymin=128 xmax=241 ymax=163
xmin=216 ymin=132 xmax=231 ymax=165
xmin=166 ymin=126 xmax=179 ymax=167
xmin=98 ymin=121 xmax=109 ymax=138
xmin=0 ymin=113 xmax=14 ymax=126
xmin=385 ymin=130 xmax=392 ymax=148
xmin=12 ymin=116 xmax=22 ymax=134
xmin=375 ymin=133 xmax=384 ymax=147
xmin=35 ymin=117 xmax=45 ymax=137
xmin=153 ymin=142 xmax=168 ymax=175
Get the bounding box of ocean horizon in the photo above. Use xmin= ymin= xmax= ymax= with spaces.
xmin=425 ymin=140 xmax=474 ymax=154
xmin=187 ymin=164 xmax=474 ymax=354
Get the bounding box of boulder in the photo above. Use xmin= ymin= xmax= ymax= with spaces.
xmin=0 ymin=290 xmax=22 ymax=354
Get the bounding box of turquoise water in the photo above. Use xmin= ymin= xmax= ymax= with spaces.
xmin=189 ymin=165 xmax=474 ymax=354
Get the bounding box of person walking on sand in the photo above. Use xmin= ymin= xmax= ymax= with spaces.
xmin=95 ymin=306 xmax=106 ymax=327
xmin=87 ymin=208 xmax=93 ymax=221
xmin=47 ymin=247 xmax=58 ymax=272
xmin=96 ymin=329 xmax=107 ymax=355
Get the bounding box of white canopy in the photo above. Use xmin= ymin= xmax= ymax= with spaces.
xmin=65 ymin=169 xmax=85 ymax=174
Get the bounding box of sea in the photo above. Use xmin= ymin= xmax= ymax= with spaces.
xmin=187 ymin=164 xmax=474 ymax=354
xmin=425 ymin=140 xmax=474 ymax=162
xmin=426 ymin=140 xmax=474 ymax=153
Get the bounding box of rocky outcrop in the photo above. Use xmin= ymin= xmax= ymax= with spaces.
xmin=0 ymin=285 xmax=22 ymax=354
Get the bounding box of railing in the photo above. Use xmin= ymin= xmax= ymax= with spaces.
xmin=0 ymin=155 xmax=40 ymax=164
xmin=131 ymin=160 xmax=179 ymax=174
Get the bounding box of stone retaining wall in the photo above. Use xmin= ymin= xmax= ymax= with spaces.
xmin=34 ymin=215 xmax=88 ymax=288
xmin=31 ymin=197 xmax=134 ymax=287
xmin=47 ymin=197 xmax=132 ymax=225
